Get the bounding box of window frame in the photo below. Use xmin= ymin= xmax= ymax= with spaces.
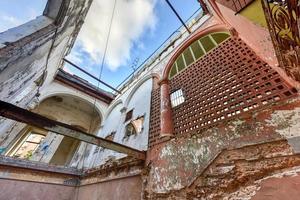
xmin=6 ymin=127 xmax=47 ymax=159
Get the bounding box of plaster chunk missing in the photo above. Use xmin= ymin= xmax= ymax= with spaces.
xmin=267 ymin=108 xmax=300 ymax=152
xmin=151 ymin=121 xmax=248 ymax=193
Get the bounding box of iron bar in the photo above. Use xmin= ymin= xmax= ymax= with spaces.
xmin=164 ymin=0 xmax=191 ymax=34
xmin=0 ymin=100 xmax=145 ymax=160
xmin=63 ymin=58 xmax=121 ymax=94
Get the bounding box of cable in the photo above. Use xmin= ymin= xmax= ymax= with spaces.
xmin=80 ymin=0 xmax=117 ymax=180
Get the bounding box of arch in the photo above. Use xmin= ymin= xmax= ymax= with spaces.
xmin=103 ymin=99 xmax=123 ymax=122
xmin=37 ymin=94 xmax=102 ymax=133
xmin=162 ymin=24 xmax=231 ymax=81
xmin=124 ymin=73 xmax=160 ymax=108
xmin=39 ymin=92 xmax=104 ymax=122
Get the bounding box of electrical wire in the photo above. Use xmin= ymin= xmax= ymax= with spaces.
xmin=79 ymin=0 xmax=118 ymax=189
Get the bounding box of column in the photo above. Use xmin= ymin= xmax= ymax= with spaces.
xmin=159 ymin=79 xmax=174 ymax=137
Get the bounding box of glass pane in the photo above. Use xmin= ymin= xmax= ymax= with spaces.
xmin=183 ymin=48 xmax=195 ymax=66
xmin=211 ymin=32 xmax=230 ymax=44
xmin=190 ymin=40 xmax=204 ymax=60
xmin=169 ymin=63 xmax=178 ymax=78
xmin=176 ymin=55 xmax=185 ymax=72
xmin=199 ymin=35 xmax=216 ymax=52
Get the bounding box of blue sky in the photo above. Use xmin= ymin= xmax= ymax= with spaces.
xmin=0 ymin=0 xmax=47 ymax=32
xmin=0 ymin=0 xmax=201 ymax=92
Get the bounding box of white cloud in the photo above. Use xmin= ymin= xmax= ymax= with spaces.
xmin=0 ymin=8 xmax=40 ymax=33
xmin=76 ymin=0 xmax=157 ymax=71
xmin=0 ymin=14 xmax=23 ymax=32
xmin=67 ymin=48 xmax=84 ymax=65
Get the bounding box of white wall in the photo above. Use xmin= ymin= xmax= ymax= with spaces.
xmin=88 ymin=77 xmax=153 ymax=167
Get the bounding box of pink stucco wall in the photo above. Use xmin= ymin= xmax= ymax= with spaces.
xmin=77 ymin=176 xmax=142 ymax=200
xmin=0 ymin=179 xmax=76 ymax=200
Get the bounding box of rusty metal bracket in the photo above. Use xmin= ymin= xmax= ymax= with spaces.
xmin=0 ymin=101 xmax=146 ymax=160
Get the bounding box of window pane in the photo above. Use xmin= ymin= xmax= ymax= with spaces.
xmin=199 ymin=36 xmax=216 ymax=52
xmin=124 ymin=110 xmax=133 ymax=122
xmin=176 ymin=55 xmax=185 ymax=72
xmin=190 ymin=40 xmax=204 ymax=60
xmin=211 ymin=32 xmax=230 ymax=44
xmin=183 ymin=48 xmax=195 ymax=66
xmin=131 ymin=117 xmax=144 ymax=133
xmin=169 ymin=63 xmax=177 ymax=78
xmin=125 ymin=123 xmax=137 ymax=137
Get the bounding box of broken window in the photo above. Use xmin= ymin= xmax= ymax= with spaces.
xmin=124 ymin=109 xmax=133 ymax=122
xmin=9 ymin=130 xmax=45 ymax=159
xmin=124 ymin=116 xmax=144 ymax=137
xmin=170 ymin=89 xmax=185 ymax=107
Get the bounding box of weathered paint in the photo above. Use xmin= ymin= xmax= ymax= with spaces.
xmin=77 ymin=176 xmax=143 ymax=200
xmin=0 ymin=100 xmax=146 ymax=160
xmin=146 ymin=98 xmax=300 ymax=194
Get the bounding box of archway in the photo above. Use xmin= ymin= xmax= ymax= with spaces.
xmin=8 ymin=94 xmax=103 ymax=166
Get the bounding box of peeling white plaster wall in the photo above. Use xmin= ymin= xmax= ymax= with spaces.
xmin=0 ymin=16 xmax=53 ymax=46
xmin=0 ymin=0 xmax=94 ymax=165
xmin=88 ymin=78 xmax=153 ymax=168
xmin=266 ymin=107 xmax=300 ymax=153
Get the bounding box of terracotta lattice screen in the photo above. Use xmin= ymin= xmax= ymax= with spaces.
xmin=148 ymin=36 xmax=297 ymax=148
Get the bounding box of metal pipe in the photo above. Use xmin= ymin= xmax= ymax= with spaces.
xmin=63 ymin=58 xmax=121 ymax=94
xmin=164 ymin=0 xmax=191 ymax=34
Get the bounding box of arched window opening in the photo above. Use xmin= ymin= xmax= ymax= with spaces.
xmin=6 ymin=94 xmax=102 ymax=166
xmin=169 ymin=32 xmax=230 ymax=79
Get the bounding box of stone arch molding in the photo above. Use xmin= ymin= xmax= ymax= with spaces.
xmin=39 ymin=92 xmax=104 ymax=123
xmin=103 ymin=99 xmax=123 ymax=122
xmin=124 ymin=73 xmax=160 ymax=108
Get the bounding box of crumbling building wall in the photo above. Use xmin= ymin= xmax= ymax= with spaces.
xmin=144 ymin=1 xmax=300 ymax=198
xmin=0 ymin=0 xmax=93 ymax=155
